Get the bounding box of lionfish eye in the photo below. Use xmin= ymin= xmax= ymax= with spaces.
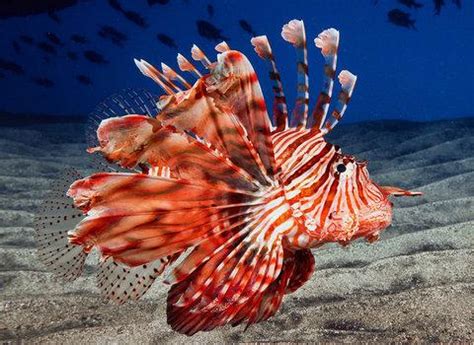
xmin=336 ymin=164 xmax=346 ymax=173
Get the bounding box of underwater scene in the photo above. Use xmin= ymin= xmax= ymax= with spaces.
xmin=0 ymin=0 xmax=473 ymax=343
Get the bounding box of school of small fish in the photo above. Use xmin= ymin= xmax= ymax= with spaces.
xmin=35 ymin=19 xmax=422 ymax=335
xmin=0 ymin=1 xmax=463 ymax=87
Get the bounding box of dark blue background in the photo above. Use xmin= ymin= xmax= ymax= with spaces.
xmin=0 ymin=0 xmax=472 ymax=122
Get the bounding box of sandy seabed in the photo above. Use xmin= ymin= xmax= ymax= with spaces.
xmin=0 ymin=117 xmax=472 ymax=343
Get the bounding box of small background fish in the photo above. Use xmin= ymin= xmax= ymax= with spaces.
xmin=0 ymin=0 xmax=468 ymax=116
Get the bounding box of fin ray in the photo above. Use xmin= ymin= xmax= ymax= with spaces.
xmin=97 ymin=256 xmax=174 ymax=304
xmin=35 ymin=168 xmax=87 ymax=281
xmin=311 ymin=28 xmax=340 ymax=129
xmin=322 ymin=70 xmax=357 ymax=133
xmin=89 ymin=114 xmax=259 ymax=191
xmin=67 ymin=173 xmax=258 ymax=266
xmin=282 ymin=19 xmax=309 ymax=127
xmin=251 ymin=35 xmax=288 ymax=131
xmin=166 ymin=197 xmax=298 ymax=334
xmin=206 ymin=50 xmax=278 ymax=178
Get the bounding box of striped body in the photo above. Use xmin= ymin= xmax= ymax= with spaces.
xmin=35 ymin=19 xmax=421 ymax=336
xmin=270 ymin=128 xmax=390 ymax=248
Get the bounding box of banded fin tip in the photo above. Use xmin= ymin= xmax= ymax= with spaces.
xmin=281 ymin=19 xmax=305 ymax=47
xmin=134 ymin=58 xmax=174 ymax=94
xmin=215 ymin=41 xmax=230 ymax=52
xmin=314 ymin=28 xmax=340 ymax=56
xmin=161 ymin=62 xmax=192 ymax=89
xmin=161 ymin=62 xmax=177 ymax=79
xmin=133 ymin=58 xmax=146 ymax=75
xmin=251 ymin=35 xmax=272 ymax=59
xmin=338 ymin=70 xmax=357 ymax=97
xmin=177 ymin=53 xmax=202 ymax=77
xmin=134 ymin=59 xmax=158 ymax=80
xmin=191 ymin=44 xmax=205 ymax=61
xmin=177 ymin=53 xmax=193 ymax=71
xmin=191 ymin=44 xmax=211 ymax=68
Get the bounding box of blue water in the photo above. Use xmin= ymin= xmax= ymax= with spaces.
xmin=0 ymin=0 xmax=472 ymax=122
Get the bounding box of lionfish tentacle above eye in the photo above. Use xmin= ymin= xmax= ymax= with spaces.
xmin=251 ymin=35 xmax=289 ymax=132
xmin=191 ymin=44 xmax=212 ymax=68
xmin=161 ymin=62 xmax=192 ymax=89
xmin=281 ymin=19 xmax=309 ymax=128
xmin=177 ymin=53 xmax=203 ymax=78
xmin=134 ymin=58 xmax=176 ymax=95
xmin=215 ymin=41 xmax=231 ymax=53
xmin=312 ymin=28 xmax=340 ymax=129
xmin=322 ymin=70 xmax=357 ymax=133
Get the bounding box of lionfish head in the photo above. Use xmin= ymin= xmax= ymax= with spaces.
xmin=326 ymin=150 xmax=422 ymax=244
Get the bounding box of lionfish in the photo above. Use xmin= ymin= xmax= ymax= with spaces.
xmin=35 ymin=19 xmax=421 ymax=335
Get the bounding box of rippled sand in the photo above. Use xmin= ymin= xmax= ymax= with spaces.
xmin=0 ymin=117 xmax=472 ymax=343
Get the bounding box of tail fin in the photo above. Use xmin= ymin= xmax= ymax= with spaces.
xmin=35 ymin=168 xmax=87 ymax=281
